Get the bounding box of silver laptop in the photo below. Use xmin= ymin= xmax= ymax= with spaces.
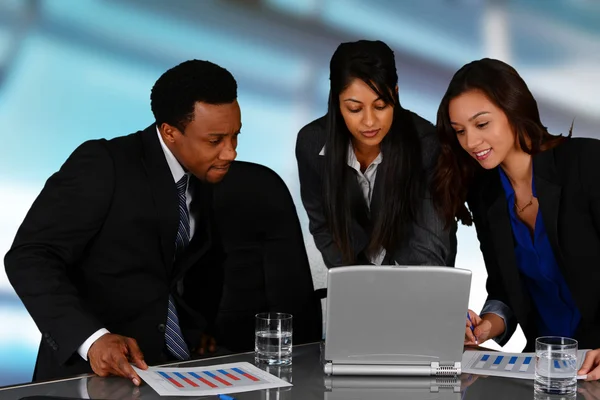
xmin=323 ymin=266 xmax=471 ymax=376
xmin=324 ymin=376 xmax=461 ymax=400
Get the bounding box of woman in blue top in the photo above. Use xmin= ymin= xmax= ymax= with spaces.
xmin=432 ymin=58 xmax=600 ymax=380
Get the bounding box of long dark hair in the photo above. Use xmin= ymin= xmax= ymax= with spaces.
xmin=432 ymin=58 xmax=570 ymax=227
xmin=323 ymin=40 xmax=424 ymax=264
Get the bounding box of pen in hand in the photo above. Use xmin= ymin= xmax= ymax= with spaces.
xmin=466 ymin=312 xmax=478 ymax=345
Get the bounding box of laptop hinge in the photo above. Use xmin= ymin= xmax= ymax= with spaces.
xmin=324 ymin=362 xmax=461 ymax=376
xmin=431 ymin=362 xmax=461 ymax=376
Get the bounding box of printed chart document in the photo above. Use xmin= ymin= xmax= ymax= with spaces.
xmin=462 ymin=350 xmax=589 ymax=380
xmin=134 ymin=361 xmax=292 ymax=396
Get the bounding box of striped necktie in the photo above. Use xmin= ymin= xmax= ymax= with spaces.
xmin=165 ymin=174 xmax=191 ymax=360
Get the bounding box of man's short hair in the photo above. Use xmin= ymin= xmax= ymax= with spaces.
xmin=150 ymin=60 xmax=237 ymax=132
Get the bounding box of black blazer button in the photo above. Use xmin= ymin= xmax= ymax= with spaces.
xmin=157 ymin=324 xmax=166 ymax=333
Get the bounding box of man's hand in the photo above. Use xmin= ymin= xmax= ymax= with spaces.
xmin=88 ymin=333 xmax=148 ymax=385
xmin=194 ymin=333 xmax=216 ymax=356
xmin=579 ymin=349 xmax=600 ymax=381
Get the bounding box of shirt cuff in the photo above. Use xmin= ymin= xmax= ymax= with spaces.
xmin=481 ymin=300 xmax=513 ymax=345
xmin=78 ymin=328 xmax=110 ymax=361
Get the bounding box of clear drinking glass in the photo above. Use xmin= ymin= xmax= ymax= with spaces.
xmin=255 ymin=312 xmax=293 ymax=365
xmin=534 ymin=336 xmax=578 ymax=395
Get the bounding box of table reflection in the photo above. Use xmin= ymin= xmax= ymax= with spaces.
xmin=323 ymin=375 xmax=461 ymax=400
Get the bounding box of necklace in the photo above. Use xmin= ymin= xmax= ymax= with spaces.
xmin=515 ymin=194 xmax=534 ymax=213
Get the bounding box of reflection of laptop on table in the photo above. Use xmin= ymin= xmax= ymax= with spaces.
xmin=323 ymin=266 xmax=471 ymax=376
xmin=324 ymin=376 xmax=461 ymax=400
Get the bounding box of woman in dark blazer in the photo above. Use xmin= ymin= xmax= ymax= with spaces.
xmin=432 ymin=58 xmax=600 ymax=380
xmin=295 ymin=39 xmax=456 ymax=268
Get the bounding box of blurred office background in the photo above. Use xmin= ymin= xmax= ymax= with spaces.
xmin=1 ymin=0 xmax=599 ymax=387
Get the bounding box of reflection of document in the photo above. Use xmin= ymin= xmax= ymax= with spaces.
xmin=134 ymin=361 xmax=291 ymax=396
xmin=462 ymin=350 xmax=589 ymax=380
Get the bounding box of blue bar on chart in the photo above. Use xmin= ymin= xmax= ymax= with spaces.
xmin=218 ymin=369 xmax=241 ymax=381
xmin=560 ymin=360 xmax=575 ymax=368
xmin=173 ymin=372 xmax=198 ymax=387
xmin=475 ymin=354 xmax=489 ymax=369
xmin=157 ymin=371 xmax=183 ymax=388
xmin=204 ymin=371 xmax=232 ymax=386
xmin=519 ymin=357 xmax=532 ymax=372
xmin=505 ymin=356 xmax=518 ymax=371
xmin=189 ymin=372 xmax=218 ymax=388
xmin=232 ymin=368 xmax=260 ymax=382
xmin=490 ymin=355 xmax=504 ymax=369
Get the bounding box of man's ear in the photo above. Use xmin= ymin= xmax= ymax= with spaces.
xmin=159 ymin=123 xmax=179 ymax=143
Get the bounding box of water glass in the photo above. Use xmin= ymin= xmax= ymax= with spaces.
xmin=255 ymin=312 xmax=293 ymax=365
xmin=534 ymin=336 xmax=578 ymax=395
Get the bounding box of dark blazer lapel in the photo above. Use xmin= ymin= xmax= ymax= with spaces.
xmin=532 ymin=149 xmax=593 ymax=319
xmin=484 ymin=172 xmax=531 ymax=325
xmin=369 ymin=168 xmax=391 ymax=261
xmin=533 ymin=151 xmax=568 ymax=278
xmin=172 ymin=178 xmax=213 ymax=283
xmin=369 ymin=169 xmax=383 ymax=221
xmin=347 ymin=166 xmax=370 ymax=259
xmin=140 ymin=125 xmax=179 ymax=272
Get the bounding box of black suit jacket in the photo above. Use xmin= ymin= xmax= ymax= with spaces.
xmin=295 ymin=112 xmax=457 ymax=268
xmin=467 ymin=137 xmax=600 ymax=350
xmin=198 ymin=161 xmax=322 ymax=351
xmin=4 ymin=125 xmax=220 ymax=381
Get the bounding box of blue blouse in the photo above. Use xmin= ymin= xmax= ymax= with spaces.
xmin=498 ymin=168 xmax=580 ymax=337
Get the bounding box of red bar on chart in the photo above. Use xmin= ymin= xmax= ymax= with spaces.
xmin=189 ymin=372 xmax=218 ymax=388
xmin=232 ymin=367 xmax=260 ymax=382
xmin=218 ymin=369 xmax=241 ymax=381
xmin=173 ymin=372 xmax=199 ymax=387
xmin=204 ymin=371 xmax=232 ymax=386
xmin=157 ymin=371 xmax=183 ymax=388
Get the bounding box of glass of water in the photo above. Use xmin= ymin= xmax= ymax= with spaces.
xmin=535 ymin=336 xmax=578 ymax=395
xmin=255 ymin=312 xmax=293 ymax=365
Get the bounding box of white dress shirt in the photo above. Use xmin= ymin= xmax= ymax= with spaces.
xmin=320 ymin=143 xmax=385 ymax=264
xmin=76 ymin=127 xmax=196 ymax=361
xmin=155 ymin=126 xmax=196 ymax=237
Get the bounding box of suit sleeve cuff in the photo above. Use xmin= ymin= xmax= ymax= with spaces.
xmin=481 ymin=299 xmax=513 ymax=345
xmin=77 ymin=328 xmax=109 ymax=361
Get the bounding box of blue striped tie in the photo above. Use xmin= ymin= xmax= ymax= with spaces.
xmin=165 ymin=174 xmax=191 ymax=360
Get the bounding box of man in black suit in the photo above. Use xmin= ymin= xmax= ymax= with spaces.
xmin=4 ymin=60 xmax=241 ymax=384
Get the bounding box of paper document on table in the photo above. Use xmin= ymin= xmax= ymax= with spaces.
xmin=462 ymin=350 xmax=589 ymax=380
xmin=134 ymin=361 xmax=292 ymax=396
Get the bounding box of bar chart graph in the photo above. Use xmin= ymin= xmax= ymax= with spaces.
xmin=471 ymin=353 xmax=534 ymax=374
xmin=135 ymin=362 xmax=291 ymax=396
xmin=157 ymin=367 xmax=261 ymax=390
xmin=462 ymin=350 xmax=588 ymax=380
